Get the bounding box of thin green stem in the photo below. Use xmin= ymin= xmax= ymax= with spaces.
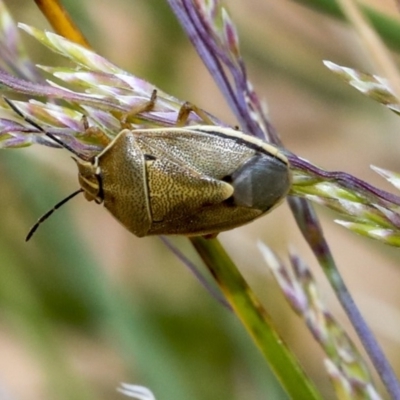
xmin=190 ymin=236 xmax=323 ymax=400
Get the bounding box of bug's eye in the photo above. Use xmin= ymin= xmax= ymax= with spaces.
xmin=230 ymin=154 xmax=290 ymax=211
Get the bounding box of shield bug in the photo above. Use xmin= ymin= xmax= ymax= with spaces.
xmin=4 ymin=97 xmax=291 ymax=240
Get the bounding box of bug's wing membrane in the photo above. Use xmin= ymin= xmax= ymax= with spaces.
xmin=145 ymin=156 xmax=233 ymax=223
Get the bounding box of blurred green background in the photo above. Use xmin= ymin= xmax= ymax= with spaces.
xmin=1 ymin=1 xmax=400 ymax=399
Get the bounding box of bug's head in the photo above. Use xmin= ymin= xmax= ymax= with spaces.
xmin=73 ymin=157 xmax=104 ymax=204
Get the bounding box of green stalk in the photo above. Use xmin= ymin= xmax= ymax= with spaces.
xmin=190 ymin=236 xmax=323 ymax=400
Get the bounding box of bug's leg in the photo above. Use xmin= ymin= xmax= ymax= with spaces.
xmin=202 ymin=233 xmax=219 ymax=239
xmin=80 ymin=115 xmax=111 ymax=146
xmin=120 ymin=89 xmax=158 ymax=127
xmin=176 ymin=102 xmax=214 ymax=126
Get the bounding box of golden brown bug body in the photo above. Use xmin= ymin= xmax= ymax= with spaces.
xmin=3 ymin=97 xmax=290 ymax=240
xmin=76 ymin=125 xmax=291 ymax=237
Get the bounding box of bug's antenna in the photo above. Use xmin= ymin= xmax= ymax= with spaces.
xmin=26 ymin=189 xmax=84 ymax=241
xmin=3 ymin=97 xmax=90 ymax=161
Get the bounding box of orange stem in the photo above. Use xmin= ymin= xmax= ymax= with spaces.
xmin=34 ymin=0 xmax=91 ymax=48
